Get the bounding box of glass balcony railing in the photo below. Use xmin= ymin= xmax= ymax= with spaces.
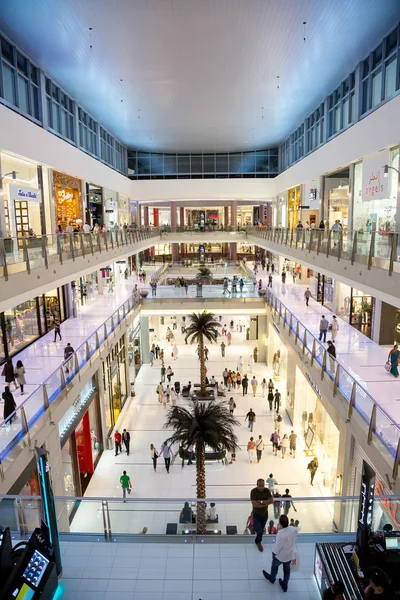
xmin=2 ymin=494 xmax=398 ymax=539
xmin=0 ymin=295 xmax=141 ymax=476
xmin=0 ymin=228 xmax=161 ymax=281
xmin=264 ymin=287 xmax=400 ymax=478
xmin=248 ymin=226 xmax=400 ymax=275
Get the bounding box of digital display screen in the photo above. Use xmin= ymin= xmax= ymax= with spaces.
xmin=15 ymin=583 xmax=35 ymax=599
xmin=22 ymin=549 xmax=49 ymax=588
xmin=385 ymin=537 xmax=400 ymax=550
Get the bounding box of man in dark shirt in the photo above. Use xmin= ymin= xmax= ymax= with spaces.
xmin=242 ymin=374 xmax=249 ymax=396
xmin=122 ymin=429 xmax=130 ymax=455
xmin=245 ymin=408 xmax=256 ymax=432
xmin=274 ymin=389 xmax=281 ymax=411
xmin=250 ymin=478 xmax=273 ymax=552
xmin=63 ymin=342 xmax=74 ymax=373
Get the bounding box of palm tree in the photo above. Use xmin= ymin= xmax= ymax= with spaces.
xmin=185 ymin=311 xmax=220 ymax=396
xmin=195 ymin=267 xmax=213 ymax=285
xmin=163 ymin=402 xmax=239 ymax=533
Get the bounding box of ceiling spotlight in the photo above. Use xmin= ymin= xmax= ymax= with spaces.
xmin=303 ymin=21 xmax=307 ymax=43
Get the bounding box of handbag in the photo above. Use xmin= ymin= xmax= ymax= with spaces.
xmin=385 ymin=361 xmax=391 ymax=372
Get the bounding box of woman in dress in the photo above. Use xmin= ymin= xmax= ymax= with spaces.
xmin=2 ymin=386 xmax=16 ymax=425
xmin=15 ymin=360 xmax=26 ymax=395
xmin=150 ymin=444 xmax=158 ymax=472
xmin=388 ymin=344 xmax=400 ymax=378
xmin=2 ymin=358 xmax=18 ymax=390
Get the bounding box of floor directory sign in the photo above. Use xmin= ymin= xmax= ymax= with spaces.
xmin=35 ymin=447 xmax=62 ymax=575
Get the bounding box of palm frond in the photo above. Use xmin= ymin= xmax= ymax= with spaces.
xmin=184 ymin=311 xmax=220 ymax=345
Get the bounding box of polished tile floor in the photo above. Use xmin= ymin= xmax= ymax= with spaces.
xmin=57 ymin=539 xmax=321 ymax=600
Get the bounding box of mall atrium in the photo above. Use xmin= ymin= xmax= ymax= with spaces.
xmin=0 ymin=1 xmax=400 ymax=600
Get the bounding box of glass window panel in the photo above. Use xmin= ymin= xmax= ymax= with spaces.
xmin=342 ymin=97 xmax=349 ymax=128
xmin=1 ymin=38 xmax=14 ymax=64
xmin=2 ymin=63 xmax=16 ymax=105
xmin=17 ymin=75 xmax=29 ymax=113
xmin=163 ymin=155 xmax=177 ymax=174
xmin=190 ymin=155 xmax=202 ymax=173
xmin=362 ymin=79 xmax=370 ymax=113
xmin=363 ymin=58 xmax=370 ymax=78
xmin=62 ymin=109 xmax=69 ymax=137
xmin=150 ymin=154 xmax=164 ymax=175
xmin=229 ymin=154 xmax=242 ymax=173
xmin=350 ymin=92 xmax=356 ymax=123
xmin=216 ymin=155 xmax=228 ymax=173
xmin=203 ymin=155 xmax=215 ymax=173
xmin=178 ymin=155 xmax=190 ymax=174
xmin=385 ymin=28 xmax=398 ymax=57
xmin=335 ymin=106 xmax=341 ymax=133
xmin=372 ymin=44 xmax=383 ymax=69
xmin=385 ymin=56 xmax=397 ymax=98
xmin=52 ymin=102 xmax=60 ymax=132
xmin=31 ymin=85 xmax=39 ymax=120
xmin=30 ymin=65 xmax=38 ymax=85
xmin=16 ymin=52 xmax=28 ymax=75
xmin=371 ymin=69 xmax=383 ymax=107
xmin=243 ymin=152 xmax=255 ymax=172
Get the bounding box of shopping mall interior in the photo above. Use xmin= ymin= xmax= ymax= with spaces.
xmin=1 ymin=2 xmax=400 ymax=600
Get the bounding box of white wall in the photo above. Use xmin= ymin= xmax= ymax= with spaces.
xmin=0 ymin=104 xmax=132 ymax=196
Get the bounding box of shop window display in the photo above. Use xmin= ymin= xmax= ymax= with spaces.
xmin=103 ymin=338 xmax=127 ymax=433
xmin=287 ymin=186 xmax=301 ymax=228
xmin=53 ymin=170 xmax=82 ymax=230
xmin=3 ymin=299 xmax=39 ymax=355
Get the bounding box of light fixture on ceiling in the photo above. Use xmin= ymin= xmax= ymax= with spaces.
xmin=383 ymin=164 xmax=400 ymax=177
xmin=0 ymin=170 xmax=17 ymax=182
xmin=277 ymin=76 xmax=280 ymax=90
xmin=303 ymin=22 xmax=307 ymax=43
xmin=88 ymin=27 xmax=93 ymax=51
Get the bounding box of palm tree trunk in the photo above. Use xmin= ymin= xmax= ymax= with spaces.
xmin=199 ymin=334 xmax=207 ymax=395
xmin=196 ymin=442 xmax=207 ymax=534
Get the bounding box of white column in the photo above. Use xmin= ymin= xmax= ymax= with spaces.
xmin=97 ymin=268 xmax=104 ymax=295
xmin=140 ymin=315 xmax=150 ymax=363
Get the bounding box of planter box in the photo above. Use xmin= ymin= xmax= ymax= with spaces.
xmin=140 ymin=290 xmax=149 ymax=298
xmin=191 ymin=389 xmax=215 ymax=401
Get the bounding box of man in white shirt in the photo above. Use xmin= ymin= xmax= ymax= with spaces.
xmin=262 ymin=514 xmax=297 ymax=592
xmin=83 ymin=222 xmax=91 ymax=233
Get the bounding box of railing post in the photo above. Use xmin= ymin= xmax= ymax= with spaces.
xmin=0 ymin=459 xmax=4 ymax=482
xmin=74 ymin=353 xmax=79 ymax=377
xmin=42 ymin=236 xmax=49 ymax=269
xmin=20 ymin=406 xmax=29 ymax=435
xmin=393 ymin=437 xmax=400 ymax=481
xmin=321 ymin=351 xmax=327 ymax=380
xmin=301 ymin=228 xmax=305 ymax=250
xmin=282 ymin=308 xmax=286 ymax=329
xmin=85 ymin=341 xmax=90 ymax=361
xmin=89 ymin=233 xmax=94 ymax=255
xmin=348 ymin=382 xmax=356 ymax=419
xmin=316 ymin=230 xmax=321 ymax=255
xmin=368 ymin=404 xmax=376 ymax=445
xmin=60 ymin=366 xmax=66 ymax=388
xmin=351 ymin=231 xmax=357 ymax=265
xmin=389 ymin=232 xmax=398 ymax=276
xmin=104 ymin=323 xmax=108 ymax=340
xmin=0 ymin=239 xmax=9 ymax=281
xmin=57 ymin=234 xmax=63 ymax=265
xmin=69 ymin=234 xmax=75 ymax=261
xmin=302 ymin=330 xmax=307 ymax=355
xmin=22 ymin=237 xmax=31 ymax=274
xmin=116 ymin=231 xmax=120 ymax=248
xmin=337 ymin=230 xmax=342 ymax=261
xmin=290 ymin=228 xmax=294 ymax=247
xmin=311 ymin=339 xmax=316 ymax=366
xmin=43 ymin=384 xmax=49 ymax=409
xmin=104 ymin=232 xmax=108 ymax=251
xmin=333 ymin=364 xmax=340 ymax=396
xmin=326 ymin=230 xmax=331 ymax=258
xmin=111 ymin=315 xmax=115 ymax=331
xmin=368 ymin=231 xmax=375 ymax=270
xmin=95 ymin=331 xmax=100 ymax=349
xmin=280 ymin=228 xmax=284 ymax=245
xmin=308 ymin=230 xmax=313 ymax=252
xmin=295 ymin=321 xmax=299 ymax=345
xmin=288 ymin=314 xmax=293 ymax=336
xmin=80 ymin=233 xmax=85 ymax=257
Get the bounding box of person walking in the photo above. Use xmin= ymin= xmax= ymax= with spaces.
xmin=274 ymin=389 xmax=281 ymax=412
xmin=237 ymin=356 xmax=243 ymax=373
xmin=251 ymin=376 xmax=258 ymax=397
xmin=227 ymin=331 xmax=232 ymax=346
xmin=271 ymin=263 xmax=275 ymax=274
xmin=280 ymin=434 xmax=289 ymax=459
xmin=388 ymin=344 xmax=400 ymax=378
xmin=53 ymin=317 xmax=62 ymax=342
xmin=261 ymin=378 xmax=267 ymax=397
xmin=268 ymin=378 xmax=274 ymax=394
xmin=156 ymin=382 xmax=164 ymax=402
xmin=114 ymin=430 xmax=122 ymax=456
xmin=247 ymin=437 xmax=256 ymax=463
xmin=150 ymin=444 xmax=158 ymax=471
xmin=319 ymin=315 xmax=329 ymax=342
xmin=187 ymin=443 xmax=194 ymax=465
xmin=122 ymin=429 xmax=130 ymax=455
xmin=327 ymin=340 xmax=336 ymax=372
xmin=236 ymin=372 xmax=241 ymax=388
xmin=172 ymin=345 xmax=178 ymax=360
xmin=245 ymin=407 xmax=256 ymax=432
xmin=256 ymin=435 xmax=264 ymax=463
xmin=160 ymin=364 xmax=166 ymax=383
xmin=262 ymin=514 xmax=297 ymax=591
xmin=2 ymin=358 xmax=18 ymax=391
xmin=307 ymin=457 xmax=319 ymax=485
xmin=223 ymin=368 xmax=229 ymax=386
xmin=274 ymin=411 xmax=283 ymax=433
xmin=220 ymin=341 xmax=226 ymax=357
xmin=289 ymin=430 xmax=297 ymax=458
xmin=242 ymin=374 xmax=249 ymax=396
xmin=160 ymin=441 xmax=174 ymax=473
xmin=227 ymin=372 xmax=232 ymax=391
xmin=281 ymin=489 xmax=297 ymax=516
xmin=14 ymin=360 xmax=26 ymax=395
xmin=149 ymin=349 xmax=155 ymax=366
xmin=167 ymin=366 xmax=173 ymax=383
xmin=267 ymin=274 xmax=273 ymax=288
xmin=331 ymin=315 xmax=339 ymax=341
xmin=273 ymin=490 xmax=282 ymax=519
xmin=281 ymin=270 xmax=286 ymax=284
xmin=120 ymin=470 xmax=132 ymax=502
xmin=250 ymin=478 xmax=273 ymax=552
xmin=170 ymin=387 xmax=177 ymax=406
xmin=304 ymin=288 xmax=311 ymax=306
xmin=228 ymin=397 xmax=236 ymax=415
xmin=271 ymin=430 xmax=280 ymax=456
xmin=63 ymin=343 xmax=74 ymax=374
xmin=267 ymin=389 xmax=274 ymax=411
xmin=2 ymin=386 xmax=16 ymax=426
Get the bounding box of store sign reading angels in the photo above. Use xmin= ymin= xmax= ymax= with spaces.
xmin=362 ymin=151 xmax=389 ymax=201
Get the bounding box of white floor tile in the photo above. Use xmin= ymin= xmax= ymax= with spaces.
xmin=78 ymin=578 xmax=109 ymax=591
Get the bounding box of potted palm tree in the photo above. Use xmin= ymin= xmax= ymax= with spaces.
xmin=185 ymin=311 xmax=220 ymax=399
xmin=164 ymin=402 xmax=239 ymax=533
xmin=195 ymin=267 xmax=213 ymax=285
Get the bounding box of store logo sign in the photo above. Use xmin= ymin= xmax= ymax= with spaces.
xmin=9 ymin=184 xmax=41 ymax=202
xmin=362 ymin=152 xmax=389 ymax=201
xmin=305 ymin=372 xmax=322 ymax=399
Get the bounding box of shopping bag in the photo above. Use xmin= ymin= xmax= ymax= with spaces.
xmin=290 ymin=551 xmax=300 ymax=571
xmin=385 ymin=361 xmax=391 ymax=372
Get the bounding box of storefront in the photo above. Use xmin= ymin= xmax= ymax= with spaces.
xmin=0 ymin=286 xmax=65 ymax=363
xmin=294 ymin=367 xmax=340 ymax=497
xmin=267 ymin=320 xmax=287 ymax=404
xmin=58 ymin=378 xmax=102 ymax=521
xmin=0 ymin=152 xmax=45 ymax=239
xmin=53 ymin=170 xmax=82 ymax=230
xmin=323 ymin=168 xmax=350 ymax=229
xmin=119 ymin=193 xmax=131 ymax=227
xmin=309 ymin=272 xmax=335 ymax=310
xmin=287 ymin=186 xmax=301 ymax=229
xmin=187 ymin=208 xmax=223 ymax=227
xmin=237 ymin=206 xmax=253 ymax=227
xmin=86 ymin=183 xmax=103 ymax=227
xmin=352 ymin=147 xmax=399 ymax=234
xmin=102 ymin=338 xmax=128 ymax=434
xmin=336 ymin=283 xmax=375 ymax=339
xmin=150 ymin=207 xmax=171 ymax=227
xmin=127 ymin=318 xmax=141 ymax=384
xmin=71 ymin=271 xmax=99 ymax=311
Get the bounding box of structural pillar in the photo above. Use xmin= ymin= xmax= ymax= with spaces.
xmin=97 ymin=269 xmax=103 ymax=295
xmin=224 ymin=206 xmax=229 ymax=228
xmin=140 ymin=315 xmax=150 ymax=364
xmin=170 ymin=201 xmax=179 ymax=260
xmin=137 ymin=203 xmax=142 ymax=227
xmin=231 ymin=243 xmax=237 ymax=261
xmin=180 ymin=206 xmax=185 ymax=226
xmin=230 ymin=200 xmax=237 ymax=227
xmin=143 ymin=205 xmax=149 ymax=227
xmin=266 ymin=202 xmax=272 ymax=225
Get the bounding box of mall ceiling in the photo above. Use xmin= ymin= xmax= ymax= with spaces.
xmin=1 ymin=0 xmax=400 ymax=153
